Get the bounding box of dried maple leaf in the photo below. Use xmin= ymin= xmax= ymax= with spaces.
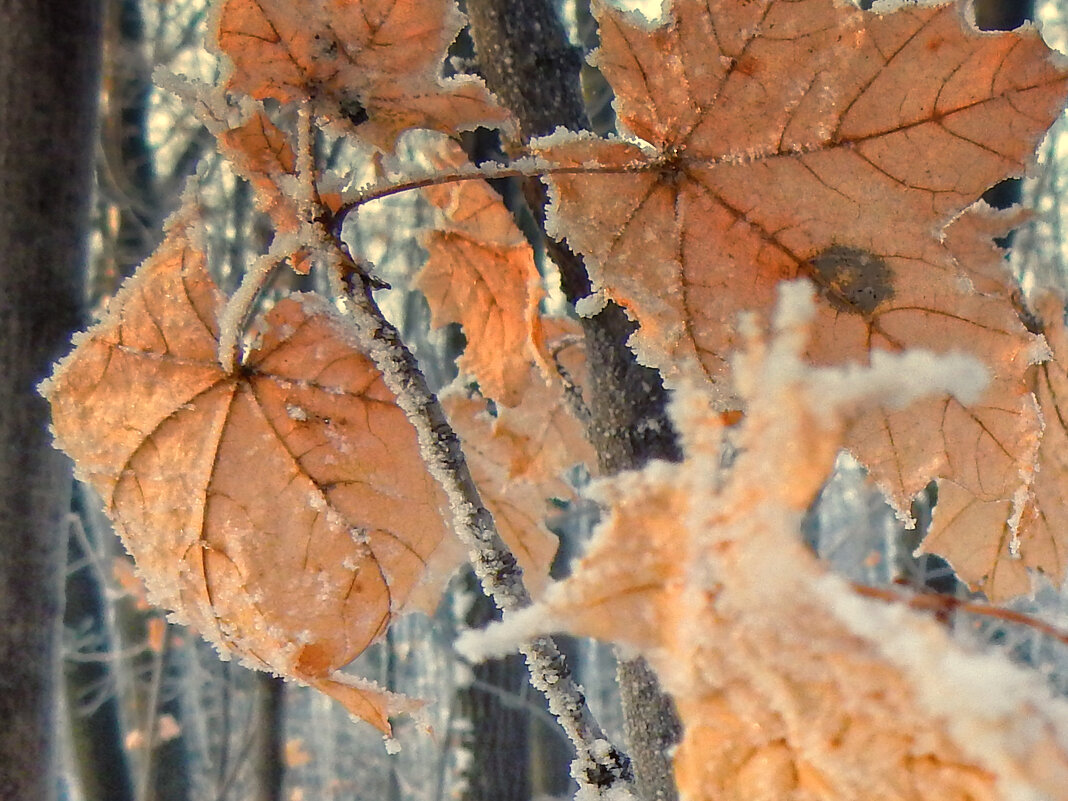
xmin=217 ymin=110 xmax=344 ymax=271
xmin=544 ymin=0 xmax=1066 ymax=388
xmin=442 ymin=357 xmax=595 ymax=592
xmin=443 ymin=394 xmax=560 ymax=594
xmin=470 ymin=286 xmax=1068 ymax=800
xmin=215 ymin=0 xmax=511 ymax=150
xmin=838 ymin=205 xmax=1043 ymax=516
xmin=218 ymin=110 xmax=301 ymax=233
xmin=543 ymin=0 xmax=1067 ymax=590
xmin=1018 ymin=299 xmax=1068 ymax=581
xmin=924 ymin=292 xmax=1067 ymax=600
xmin=43 ymin=223 xmax=451 ymax=732
xmin=417 ymin=140 xmax=544 ymax=407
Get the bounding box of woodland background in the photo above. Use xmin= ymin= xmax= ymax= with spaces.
xmin=5 ymin=0 xmax=1068 ymax=800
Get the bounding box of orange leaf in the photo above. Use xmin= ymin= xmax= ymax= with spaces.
xmin=1018 ymin=316 xmax=1068 ymax=581
xmin=113 ymin=556 xmax=153 ymax=611
xmin=43 ymin=225 xmax=452 ymax=732
xmin=924 ymin=293 xmax=1068 ymax=599
xmin=218 ymin=111 xmax=301 ymax=234
xmin=545 ymin=1 xmax=1065 ymax=590
xmin=284 ymin=738 xmax=313 ymax=769
xmin=217 ymin=111 xmax=346 ymax=267
xmin=215 ymin=0 xmax=511 ymax=150
xmin=439 ymin=317 xmax=595 ymax=592
xmin=544 ymin=0 xmax=1065 ymax=390
xmin=442 ymin=376 xmax=593 ymax=592
xmin=417 ymin=140 xmax=544 ymax=407
xmin=839 ymin=206 xmax=1042 ymax=518
xmin=146 ymin=617 xmax=167 ymax=653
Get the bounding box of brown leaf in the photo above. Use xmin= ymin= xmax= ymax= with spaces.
xmin=923 ymin=481 xmax=1024 ymax=599
xmin=442 ymin=366 xmax=594 ymax=593
xmin=1018 ymin=314 xmax=1068 ymax=583
xmin=546 ymin=1 xmax=1065 ymax=590
xmin=924 ymin=293 xmax=1068 ymax=599
xmin=218 ymin=110 xmax=301 ymax=234
xmin=837 ymin=207 xmax=1043 ymax=517
xmin=544 ymin=0 xmax=1065 ymax=389
xmin=217 ymin=111 xmax=346 ymax=268
xmin=284 ymin=738 xmax=313 ymax=769
xmin=43 ymin=225 xmax=451 ymax=732
xmin=214 ymin=0 xmax=511 ymax=149
xmin=417 ymin=141 xmax=544 ymax=407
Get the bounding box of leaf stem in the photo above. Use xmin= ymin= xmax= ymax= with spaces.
xmin=216 ymin=248 xmax=283 ymax=373
xmin=331 ymin=159 xmax=645 ymax=240
xmin=328 ymin=250 xmax=634 ymax=795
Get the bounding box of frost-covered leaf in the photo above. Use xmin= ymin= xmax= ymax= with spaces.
xmin=215 ymin=0 xmax=511 ymax=149
xmin=1017 ymin=301 xmax=1068 ymax=587
xmin=217 ymin=110 xmax=343 ymax=268
xmin=218 ymin=110 xmax=301 ymax=233
xmin=545 ymin=0 xmax=1067 ymax=590
xmin=467 ymin=285 xmax=1068 ymax=800
xmin=837 ymin=206 xmax=1043 ymax=516
xmin=924 ymin=293 xmax=1068 ymax=600
xmin=417 ymin=140 xmax=544 ymax=407
xmin=42 ymin=225 xmax=452 ymax=732
xmin=442 ymin=391 xmax=559 ymax=594
xmin=442 ymin=337 xmax=596 ymax=593
xmin=545 ymin=0 xmax=1065 ymax=387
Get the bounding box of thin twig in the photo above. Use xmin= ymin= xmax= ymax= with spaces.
xmin=136 ymin=623 xmax=174 ymax=801
xmin=215 ymin=248 xmax=283 ymax=373
xmin=67 ymin=509 xmax=111 ymax=590
xmin=331 ymin=158 xmax=647 ymax=239
xmin=328 ymin=249 xmax=633 ymax=793
xmin=851 ymin=582 xmax=1068 ymax=647
xmin=549 ymin=334 xmax=592 ymax=426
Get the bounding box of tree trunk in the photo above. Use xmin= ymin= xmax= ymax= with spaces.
xmin=0 ymin=1 xmax=104 ymax=799
xmin=463 ymin=3 xmax=683 ymax=800
xmin=456 ymin=570 xmax=534 ymax=801
xmin=248 ymin=674 xmax=285 ymax=801
xmin=63 ymin=490 xmax=136 ymax=801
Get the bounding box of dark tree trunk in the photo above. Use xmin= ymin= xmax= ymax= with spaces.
xmin=0 ymin=1 xmax=104 ymax=799
xmin=63 ymin=490 xmax=136 ymax=801
xmin=248 ymin=674 xmax=285 ymax=801
xmin=456 ymin=570 xmax=533 ymax=801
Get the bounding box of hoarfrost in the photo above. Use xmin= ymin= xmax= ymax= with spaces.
xmin=573 ymin=781 xmax=640 ymax=801
xmin=806 ymin=349 xmax=988 ymax=415
xmin=286 ymin=403 xmax=309 ymax=422
xmin=575 ymin=291 xmax=608 ymax=318
xmin=736 ymin=282 xmax=989 ymax=419
xmin=818 ymin=572 xmax=1068 ymax=801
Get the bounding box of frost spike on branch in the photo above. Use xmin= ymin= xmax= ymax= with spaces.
xmin=329 ymin=251 xmax=634 ymax=794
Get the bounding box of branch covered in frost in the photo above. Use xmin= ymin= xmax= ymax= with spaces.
xmin=331 ymin=154 xmax=645 ymax=239
xmin=331 ymin=252 xmax=634 ymax=794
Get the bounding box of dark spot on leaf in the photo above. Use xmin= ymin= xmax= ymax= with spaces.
xmin=809 ymin=245 xmax=894 ymax=315
xmin=339 ymin=94 xmax=369 ymax=127
xmin=312 ymin=33 xmax=338 ymax=59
